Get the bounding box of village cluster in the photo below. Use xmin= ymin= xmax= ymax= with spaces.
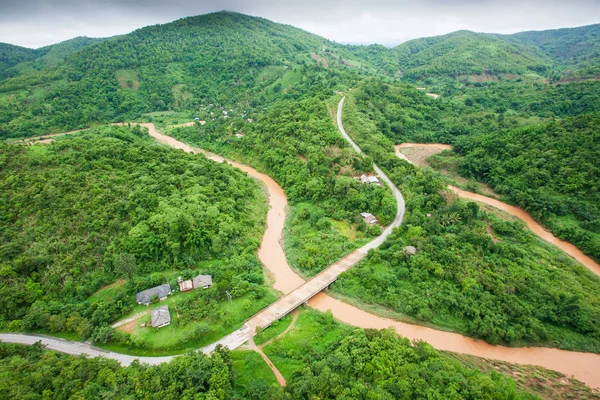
xmin=135 ymin=274 xmax=213 ymax=329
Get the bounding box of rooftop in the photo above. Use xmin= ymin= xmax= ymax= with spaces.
xmin=136 ymin=283 xmax=171 ymax=305
xmin=151 ymin=305 xmax=171 ymax=328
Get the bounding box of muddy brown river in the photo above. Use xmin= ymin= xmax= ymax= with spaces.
xmin=151 ymin=124 xmax=600 ymax=388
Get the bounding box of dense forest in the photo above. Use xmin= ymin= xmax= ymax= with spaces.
xmin=392 ymin=30 xmax=551 ymax=83
xmin=0 ymin=125 xmax=268 ymax=342
xmin=0 ymin=12 xmax=371 ymax=138
xmin=264 ymin=310 xmax=537 ymax=399
xmin=0 ymin=37 xmax=105 ymax=80
xmin=503 ymin=23 xmax=600 ymax=81
xmin=0 ymin=342 xmax=251 ymax=399
xmin=335 ymin=94 xmax=600 ymax=352
xmin=170 ymin=90 xmax=396 ymax=277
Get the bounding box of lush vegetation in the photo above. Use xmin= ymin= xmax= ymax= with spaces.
xmin=0 ymin=37 xmax=105 ymax=81
xmin=393 ymin=30 xmax=551 ymax=83
xmin=0 ymin=43 xmax=39 ymax=76
xmin=0 ymin=125 xmax=268 ymax=344
xmin=0 ymin=12 xmax=372 ymax=139
xmin=3 ymin=309 xmax=598 ymax=399
xmin=170 ymin=93 xmax=396 ymax=276
xmin=264 ymin=309 xmax=536 ymax=399
xmin=505 ymin=23 xmax=600 ymax=82
xmin=2 ymin=10 xmax=600 ymax=394
xmin=348 ymin=82 xmax=600 ymax=262
xmin=0 ymin=342 xmax=279 ymax=399
xmin=455 ymin=113 xmax=600 ymax=261
xmin=334 ymin=93 xmax=600 ymax=352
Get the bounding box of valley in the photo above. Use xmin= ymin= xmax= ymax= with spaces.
xmin=1 ymin=10 xmax=600 ymax=399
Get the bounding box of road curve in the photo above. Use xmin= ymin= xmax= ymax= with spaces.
xmin=313 ymin=96 xmax=600 ymax=389
xmin=1 ymin=119 xmax=406 ymax=361
xmin=0 ymin=333 xmax=172 ymax=366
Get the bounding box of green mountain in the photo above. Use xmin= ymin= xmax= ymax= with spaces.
xmin=392 ymin=30 xmax=551 ymax=83
xmin=0 ymin=37 xmax=105 ymax=80
xmin=0 ymin=11 xmax=373 ymax=138
xmin=502 ymin=24 xmax=600 ymax=81
xmin=0 ymin=43 xmax=39 ymax=73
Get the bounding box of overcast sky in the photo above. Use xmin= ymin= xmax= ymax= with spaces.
xmin=1 ymin=0 xmax=599 ymax=48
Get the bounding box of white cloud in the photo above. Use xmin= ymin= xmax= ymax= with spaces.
xmin=0 ymin=0 xmax=598 ymax=48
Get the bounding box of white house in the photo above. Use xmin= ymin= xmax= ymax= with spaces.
xmin=360 ymin=212 xmax=378 ymax=224
xmin=360 ymin=174 xmax=380 ymax=185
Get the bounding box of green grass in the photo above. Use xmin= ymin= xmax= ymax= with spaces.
xmin=283 ymin=202 xmax=361 ymax=278
xmin=115 ymin=69 xmax=139 ymax=89
xmin=330 ymin=218 xmax=367 ymax=242
xmin=231 ymin=350 xmax=279 ymax=394
xmin=426 ymin=151 xmax=500 ymax=198
xmin=262 ymin=308 xmax=348 ymax=380
xmin=257 ymin=65 xmax=285 ymax=83
xmin=278 ymin=69 xmax=302 ymax=92
xmin=253 ymin=313 xmax=293 ymax=346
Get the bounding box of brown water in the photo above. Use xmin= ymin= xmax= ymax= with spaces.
xmin=19 ymin=125 xmax=600 ymax=388
xmin=153 ymin=124 xmax=599 ymax=388
xmin=142 ymin=123 xmax=305 ymax=294
xmin=308 ymin=293 xmax=600 ymax=388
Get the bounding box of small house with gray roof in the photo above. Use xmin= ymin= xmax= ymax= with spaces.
xmin=136 ymin=283 xmax=172 ymax=305
xmin=151 ymin=305 xmax=171 ymax=328
xmin=193 ymin=274 xmax=213 ymax=289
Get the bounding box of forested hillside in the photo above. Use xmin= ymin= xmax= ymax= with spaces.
xmin=0 ymin=43 xmax=39 ymax=73
xmin=2 ymin=10 xmax=600 ymax=395
xmin=0 ymin=125 xmax=267 ymax=340
xmin=456 ymin=114 xmax=600 ymax=261
xmin=0 ymin=12 xmax=370 ymax=138
xmin=504 ymin=23 xmax=600 ymax=81
xmin=393 ymin=30 xmax=551 ymax=83
xmin=0 ymin=37 xmax=104 ymax=80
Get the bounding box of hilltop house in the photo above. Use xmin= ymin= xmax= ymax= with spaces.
xmin=151 ymin=305 xmax=171 ymax=328
xmin=136 ymin=284 xmax=172 ymax=305
xmin=360 ymin=212 xmax=378 ymax=225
